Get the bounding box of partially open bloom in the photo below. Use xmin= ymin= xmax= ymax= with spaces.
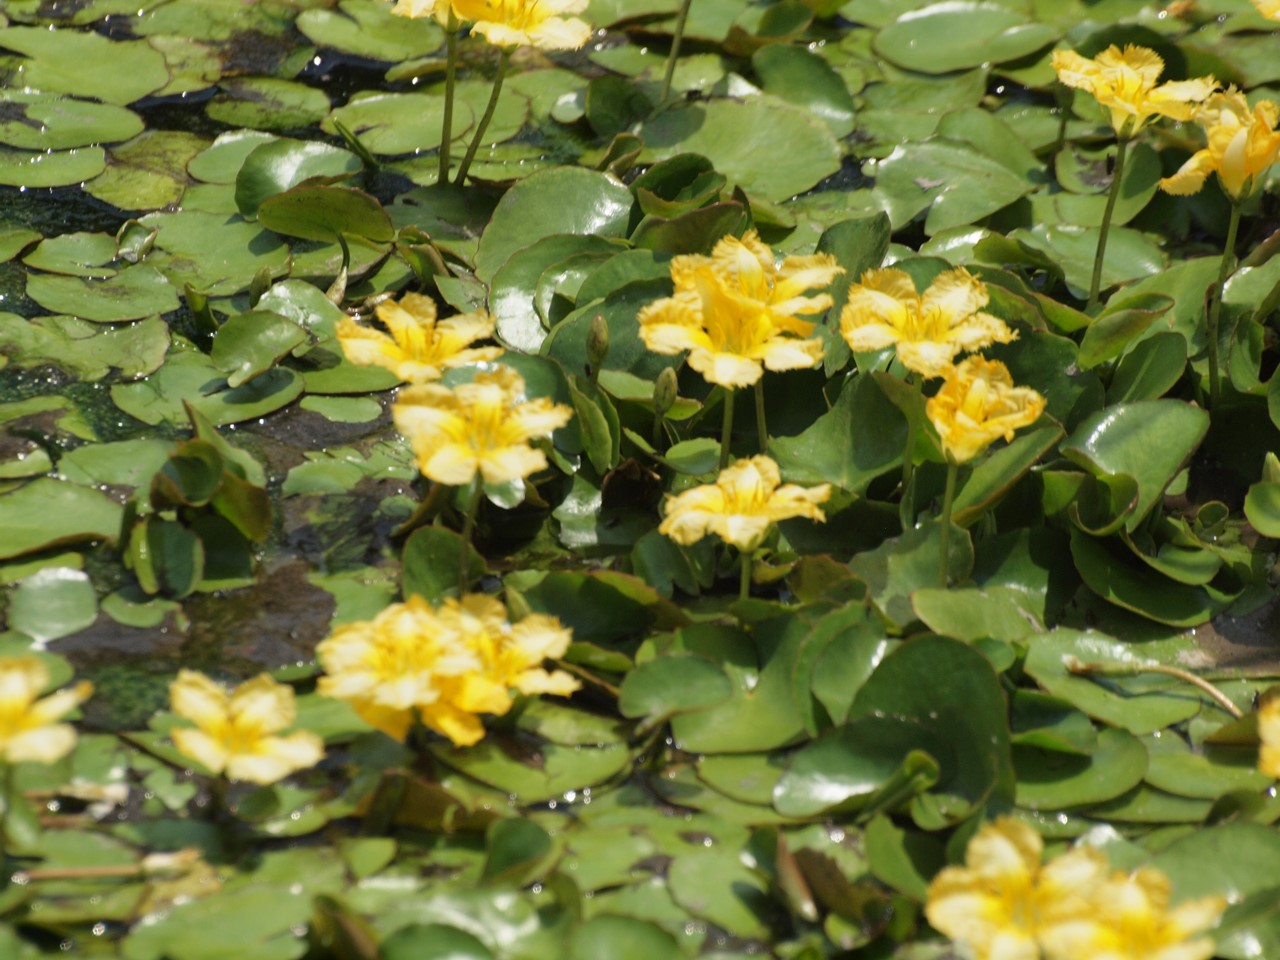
xmin=169 ymin=671 xmax=323 ymax=785
xmin=0 ymin=657 xmax=92 ymax=764
xmin=640 ymin=232 xmax=840 ymax=389
xmin=840 ymin=267 xmax=1015 ymax=378
xmin=390 ymin=0 xmax=452 ymax=20
xmin=659 ymin=455 xmax=830 ymax=552
xmin=317 ymin=594 xmax=578 ymax=747
xmin=1051 ymin=45 xmax=1216 ymax=138
xmin=336 ymin=293 xmax=501 ymax=383
xmin=1254 ymin=0 xmax=1280 ymax=20
xmin=452 ymin=0 xmax=592 ymax=50
xmin=1038 ymin=867 xmax=1225 ymax=960
xmin=926 ymin=817 xmax=1110 ymax=960
xmin=1160 ymin=87 xmax=1280 ymax=200
xmin=926 ymin=356 xmax=1046 ymax=464
xmin=392 ymin=367 xmax=572 ymax=487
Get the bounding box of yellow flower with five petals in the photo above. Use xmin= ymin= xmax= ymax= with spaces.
xmin=336 ymin=292 xmax=502 ymax=383
xmin=168 ymin=671 xmax=323 ymax=785
xmin=926 ymin=355 xmax=1046 ymax=464
xmin=640 ymin=232 xmax=840 ymax=390
xmin=0 ymin=657 xmax=92 ymax=765
xmin=451 ymin=0 xmax=592 ymax=50
xmin=1051 ymin=45 xmax=1216 ymax=139
xmin=1037 ymin=867 xmax=1225 ymax=960
xmin=840 ymin=267 xmax=1015 ymax=379
xmin=658 ymin=455 xmax=830 ymax=553
xmin=392 ymin=367 xmax=573 ymax=487
xmin=1160 ymin=87 xmax=1280 ymax=200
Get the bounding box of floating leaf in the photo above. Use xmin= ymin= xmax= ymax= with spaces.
xmin=874 ymin=2 xmax=1058 ymax=74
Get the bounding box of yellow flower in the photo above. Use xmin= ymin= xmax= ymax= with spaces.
xmin=1051 ymin=45 xmax=1216 ymax=138
xmin=658 ymin=455 xmax=830 ymax=552
xmin=925 ymin=817 xmax=1110 ymax=960
xmin=316 ymin=594 xmax=578 ymax=747
xmin=1160 ymin=87 xmax=1280 ymax=200
xmin=391 ymin=367 xmax=573 ymax=487
xmin=839 ymin=267 xmax=1015 ymax=378
xmin=927 ymin=355 xmax=1046 ymax=464
xmin=336 ymin=292 xmax=502 ymax=383
xmin=452 ymin=0 xmax=592 ymax=50
xmin=390 ymin=0 xmax=448 ymax=19
xmin=168 ymin=671 xmax=323 ymax=785
xmin=639 ymin=232 xmax=840 ymax=390
xmin=1254 ymin=0 xmax=1280 ymax=19
xmin=1258 ymin=688 xmax=1280 ymax=777
xmin=1038 ymin=867 xmax=1225 ymax=960
xmin=0 ymin=657 xmax=92 ymax=764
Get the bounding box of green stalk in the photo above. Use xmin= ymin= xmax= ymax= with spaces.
xmin=739 ymin=549 xmax=752 ymax=602
xmin=901 ymin=373 xmax=921 ymax=491
xmin=1086 ymin=136 xmax=1130 ymax=313
xmin=454 ymin=47 xmax=511 ymax=186
xmin=938 ymin=461 xmax=958 ymax=587
xmin=438 ymin=10 xmax=459 ymax=184
xmin=754 ymin=378 xmax=768 ymax=454
xmin=1206 ymin=200 xmax=1243 ymax=410
xmin=0 ymin=762 xmax=11 ymax=861
xmin=719 ymin=388 xmax=735 ymax=471
xmin=659 ymin=0 xmax=693 ymax=106
xmin=458 ymin=480 xmax=483 ymax=594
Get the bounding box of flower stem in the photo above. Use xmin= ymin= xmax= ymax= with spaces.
xmin=754 ymin=378 xmax=768 ymax=454
xmin=0 ymin=763 xmax=11 ymax=861
xmin=719 ymin=388 xmax=735 ymax=471
xmin=1206 ymin=200 xmax=1243 ymax=410
xmin=739 ymin=549 xmax=752 ymax=602
xmin=1065 ymin=656 xmax=1242 ymax=718
xmin=659 ymin=0 xmax=693 ymax=106
xmin=454 ymin=48 xmax=511 ymax=186
xmin=901 ymin=373 xmax=920 ymax=492
xmin=458 ymin=481 xmax=483 ymax=594
xmin=438 ymin=10 xmax=459 ymax=184
xmin=1087 ymin=136 xmax=1129 ymax=313
xmin=938 ymin=461 xmax=958 ymax=587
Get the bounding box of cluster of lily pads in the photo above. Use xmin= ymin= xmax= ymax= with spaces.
xmin=6 ymin=0 xmax=1280 ymax=957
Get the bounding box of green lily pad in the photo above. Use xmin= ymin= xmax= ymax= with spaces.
xmin=257 ymin=184 xmax=394 ymax=242
xmin=474 ymin=167 xmax=634 ymax=283
xmin=1062 ymin=400 xmax=1209 ymax=531
xmin=0 ymin=146 xmax=106 ymax=188
xmin=22 ymin=232 xmax=119 ymax=278
xmin=0 ymin=479 xmax=124 ymax=561
xmin=82 ymin=130 xmax=208 ymax=211
xmin=0 ymin=27 xmax=169 ymax=105
xmin=872 ymin=139 xmax=1037 ymax=234
xmin=8 ymin=567 xmax=98 ymax=643
xmin=0 ymin=91 xmax=142 ymax=150
xmin=234 ymin=139 xmax=362 ymax=219
xmin=1143 ymin=735 xmax=1272 ymax=800
xmin=187 ymin=130 xmax=279 ymax=185
xmin=0 ymin=314 xmax=169 ymax=381
xmin=295 ymin=0 xmax=444 ymax=61
xmin=1022 ymin=629 xmax=1207 ymax=734
xmin=211 ymin=310 xmax=309 ymax=388
xmin=667 ymin=849 xmax=773 ymax=940
xmin=639 ymin=98 xmax=841 ymax=202
xmin=138 ymin=210 xmax=291 ymax=296
xmin=58 ymin=438 xmax=176 ymax=489
xmin=1009 ymin=224 xmax=1166 ymax=298
xmin=110 ymin=346 xmax=304 ymax=427
xmin=618 ymin=654 xmax=734 ymax=725
xmin=875 ymin=2 xmax=1058 ymax=74
xmin=752 ymin=45 xmax=855 ymax=138
xmin=25 ymin=265 xmax=179 ymax=322
xmin=206 ymin=77 xmax=331 ymax=131
xmin=912 ymin=585 xmax=1043 ymax=643
xmin=1013 ymin=727 xmax=1147 ymax=810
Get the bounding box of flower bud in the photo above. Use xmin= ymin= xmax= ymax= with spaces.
xmin=653 ymin=366 xmax=678 ymax=417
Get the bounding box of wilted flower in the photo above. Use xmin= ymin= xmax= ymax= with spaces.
xmin=316 ymin=594 xmax=578 ymax=747
xmin=452 ymin=0 xmax=592 ymax=50
xmin=336 ymin=292 xmax=501 ymax=383
xmin=840 ymin=267 xmax=1015 ymax=378
xmin=0 ymin=657 xmax=92 ymax=765
xmin=926 ymin=817 xmax=1110 ymax=960
xmin=1253 ymin=0 xmax=1280 ymax=20
xmin=1051 ymin=45 xmax=1215 ymax=138
xmin=1160 ymin=87 xmax=1280 ymax=200
xmin=168 ymin=671 xmax=323 ymax=785
xmin=639 ymin=232 xmax=840 ymax=390
xmin=659 ymin=455 xmax=830 ymax=553
xmin=1039 ymin=867 xmax=1225 ymax=960
xmin=392 ymin=367 xmax=573 ymax=487
xmin=926 ymin=355 xmax=1046 ymax=464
